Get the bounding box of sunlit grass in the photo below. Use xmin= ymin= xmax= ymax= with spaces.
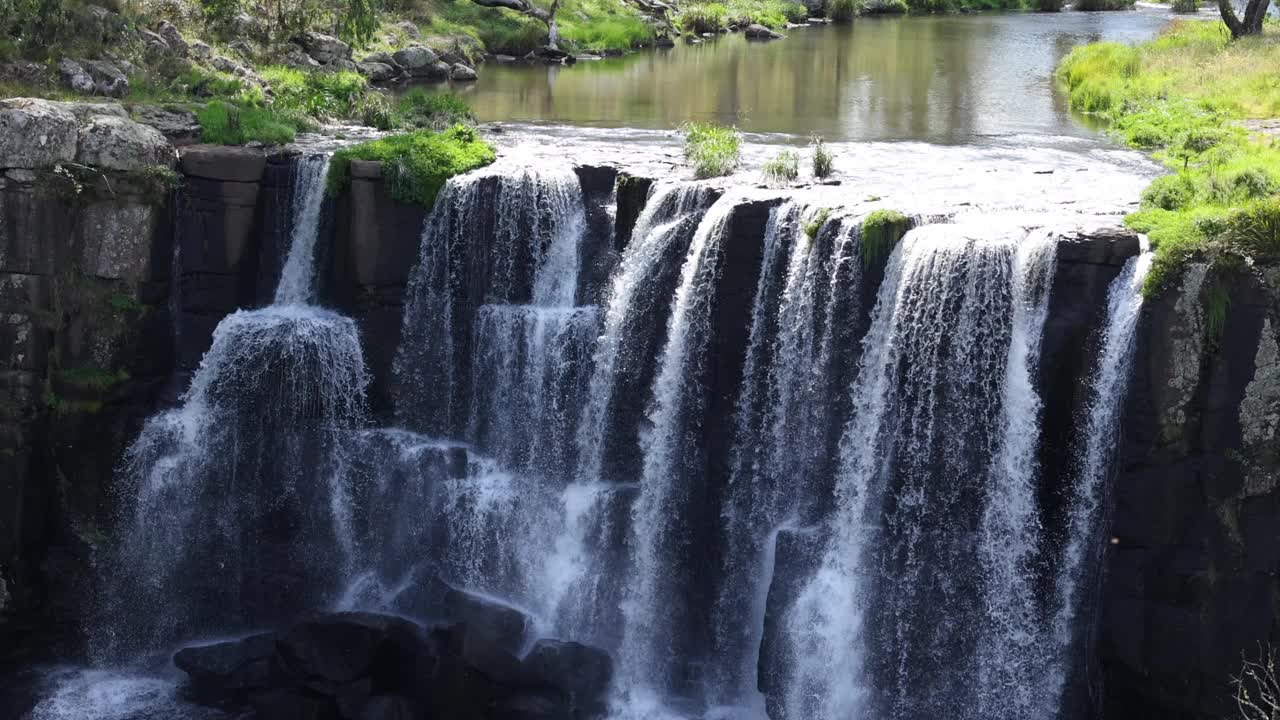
xmin=682 ymin=121 xmax=741 ymax=178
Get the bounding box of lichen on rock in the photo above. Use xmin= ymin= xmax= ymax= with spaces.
xmin=1239 ymin=317 xmax=1280 ymax=496
xmin=1159 ymin=261 xmax=1209 ymax=444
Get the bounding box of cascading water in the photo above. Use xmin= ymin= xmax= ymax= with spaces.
xmin=1046 ymin=249 xmax=1153 ymax=708
xmin=91 ymin=152 xmax=368 ymax=663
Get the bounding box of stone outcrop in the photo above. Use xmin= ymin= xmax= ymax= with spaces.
xmin=1101 ymin=260 xmax=1280 ymax=719
xmin=172 ymin=606 xmax=614 ymax=720
xmin=0 ymin=99 xmax=78 ymax=169
xmin=297 ymin=31 xmax=352 ymax=66
xmin=76 ymin=116 xmax=174 ymax=171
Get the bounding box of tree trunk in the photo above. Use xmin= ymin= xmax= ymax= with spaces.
xmin=1219 ymin=0 xmax=1271 ymax=38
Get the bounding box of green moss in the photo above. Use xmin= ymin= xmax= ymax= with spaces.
xmin=682 ymin=121 xmax=741 ymax=179
xmin=327 ymin=125 xmax=496 ymax=208
xmin=862 ymin=208 xmax=909 ymax=268
xmin=1205 ymin=284 xmax=1231 ymax=344
xmin=804 ymin=208 xmax=832 ymax=240
xmin=197 ymin=101 xmax=298 ymax=145
xmin=56 ymin=365 xmax=129 ymax=391
xmin=762 ymin=149 xmax=800 ymax=185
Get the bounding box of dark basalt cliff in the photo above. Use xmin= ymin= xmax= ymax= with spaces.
xmin=0 ymin=143 xmax=1276 ymax=719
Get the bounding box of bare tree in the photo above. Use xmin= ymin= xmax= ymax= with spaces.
xmin=1234 ymin=642 xmax=1280 ymax=720
xmin=1217 ymin=0 xmax=1271 ymax=39
xmin=470 ymin=0 xmax=564 ymax=49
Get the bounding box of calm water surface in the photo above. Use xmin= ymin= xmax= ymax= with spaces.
xmin=432 ymin=10 xmax=1174 ymax=143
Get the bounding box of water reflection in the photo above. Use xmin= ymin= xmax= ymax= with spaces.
xmin=423 ymin=10 xmax=1172 ymax=143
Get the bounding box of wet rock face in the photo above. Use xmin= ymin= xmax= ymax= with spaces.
xmin=172 ymin=606 xmax=615 ymax=720
xmin=1103 ymin=261 xmax=1280 ymax=719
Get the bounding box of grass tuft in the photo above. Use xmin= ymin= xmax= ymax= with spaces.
xmin=196 ymin=101 xmax=297 ymax=145
xmin=682 ymin=121 xmax=741 ymax=179
xmin=811 ymin=136 xmax=834 ymax=178
xmin=762 ymin=149 xmax=800 ymax=185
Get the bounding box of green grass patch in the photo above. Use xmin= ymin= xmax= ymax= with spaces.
xmin=682 ymin=121 xmax=741 ymax=178
xmin=804 ymin=208 xmax=832 ymax=240
xmin=1059 ymin=20 xmax=1280 ymax=296
xmin=260 ymin=66 xmax=368 ymax=120
xmin=763 ymin=149 xmax=800 ymax=185
xmin=396 ymin=89 xmax=475 ymax=130
xmin=862 ymin=208 xmax=909 ymax=267
xmin=196 ymin=101 xmax=298 ymax=145
xmin=326 ymin=125 xmax=496 ymax=207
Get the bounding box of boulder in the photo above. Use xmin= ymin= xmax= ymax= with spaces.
xmin=358 ymin=62 xmax=398 ymax=83
xmin=137 ymin=28 xmax=170 ymax=58
xmin=442 ymin=586 xmax=531 ymax=655
xmin=43 ymin=100 xmax=127 ymax=122
xmin=228 ymin=40 xmax=253 ymax=58
xmin=156 ymin=20 xmax=189 ymax=56
xmin=745 ymin=23 xmax=784 ymax=39
xmin=130 ymin=104 xmax=201 ymax=146
xmin=391 ymin=46 xmax=438 ymax=76
xmin=80 ymin=59 xmax=129 ymax=98
xmin=173 ymin=632 xmax=280 ymax=695
xmin=76 ymin=116 xmax=174 ymax=171
xmin=449 ymin=63 xmax=477 ymax=82
xmin=326 ymin=58 xmax=359 ymax=73
xmin=277 ymin=42 xmax=322 ymax=69
xmin=427 ymin=61 xmax=451 ymax=80
xmin=396 ymin=20 xmax=421 ymax=39
xmin=57 ymin=59 xmax=95 ymax=95
xmin=520 ymin=639 xmax=614 ymax=714
xmin=189 ymin=39 xmax=214 ymax=59
xmin=298 ymin=31 xmax=352 ymax=64
xmin=275 ymin=612 xmax=426 ymax=692
xmin=0 ymin=98 xmax=79 ymax=169
xmin=362 ymin=51 xmax=401 ymax=70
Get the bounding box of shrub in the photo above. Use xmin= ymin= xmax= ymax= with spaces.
xmin=358 ymin=91 xmax=396 ymax=130
xmin=327 ymin=125 xmax=496 ymax=207
xmin=682 ymin=121 xmax=740 ymax=178
xmin=861 ymin=209 xmax=909 ymax=267
xmin=679 ymin=3 xmax=729 ymax=33
xmin=825 ymin=0 xmax=863 ymax=19
xmin=1170 ymin=0 xmax=1198 ymax=11
xmin=1226 ymin=197 xmax=1280 ymax=257
xmin=811 ymin=136 xmax=834 ymax=178
xmin=397 ymin=89 xmax=475 ymax=130
xmin=1035 ymin=0 xmax=1065 ymax=11
xmin=196 ymin=101 xmax=297 ymax=145
xmin=762 ymin=150 xmax=800 ymax=185
xmin=1228 ymin=167 xmax=1276 ymax=200
xmin=1141 ymin=173 xmax=1197 ymax=210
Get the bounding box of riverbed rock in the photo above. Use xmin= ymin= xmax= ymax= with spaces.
xmin=449 ymin=63 xmax=477 ymax=82
xmin=357 ymin=62 xmax=398 ymax=83
xmin=298 ymin=31 xmax=352 ymax=65
xmin=275 ymin=42 xmax=321 ymax=69
xmin=391 ymin=45 xmax=438 ymax=76
xmin=520 ymin=639 xmax=614 ymax=716
xmin=276 ymin=612 xmax=426 ymax=692
xmin=745 ymin=23 xmax=784 ymax=39
xmin=174 ymin=632 xmax=280 ymax=696
xmin=76 ymin=115 xmax=174 ymax=171
xmin=0 ymin=98 xmax=79 ymax=169
xmin=57 ymin=59 xmax=95 ymax=95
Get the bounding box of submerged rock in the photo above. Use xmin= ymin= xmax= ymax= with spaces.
xmin=745 ymin=23 xmax=785 ymax=39
xmin=449 ymin=63 xmax=477 ymax=82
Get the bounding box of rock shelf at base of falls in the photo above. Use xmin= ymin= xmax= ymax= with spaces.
xmin=172 ymin=599 xmax=613 ymax=720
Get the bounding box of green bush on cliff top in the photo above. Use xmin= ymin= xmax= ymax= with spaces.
xmin=326 ymin=125 xmax=496 ymax=208
xmin=197 ymin=101 xmax=298 ymax=145
xmin=1058 ymin=21 xmax=1280 ymax=295
xmin=862 ymin=209 xmax=909 ymax=267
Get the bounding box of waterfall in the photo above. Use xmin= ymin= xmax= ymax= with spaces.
xmin=712 ymin=205 xmax=863 ymax=708
xmin=778 ymin=223 xmax=1059 ymax=720
xmin=619 ymin=194 xmax=737 ymax=695
xmin=274 ymin=154 xmax=331 ymax=306
xmin=1047 ymin=250 xmax=1152 ymax=707
xmin=94 ymin=153 xmax=367 ymax=662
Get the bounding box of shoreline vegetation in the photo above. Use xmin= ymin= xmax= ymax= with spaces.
xmin=1057 ymin=19 xmax=1280 ymax=295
